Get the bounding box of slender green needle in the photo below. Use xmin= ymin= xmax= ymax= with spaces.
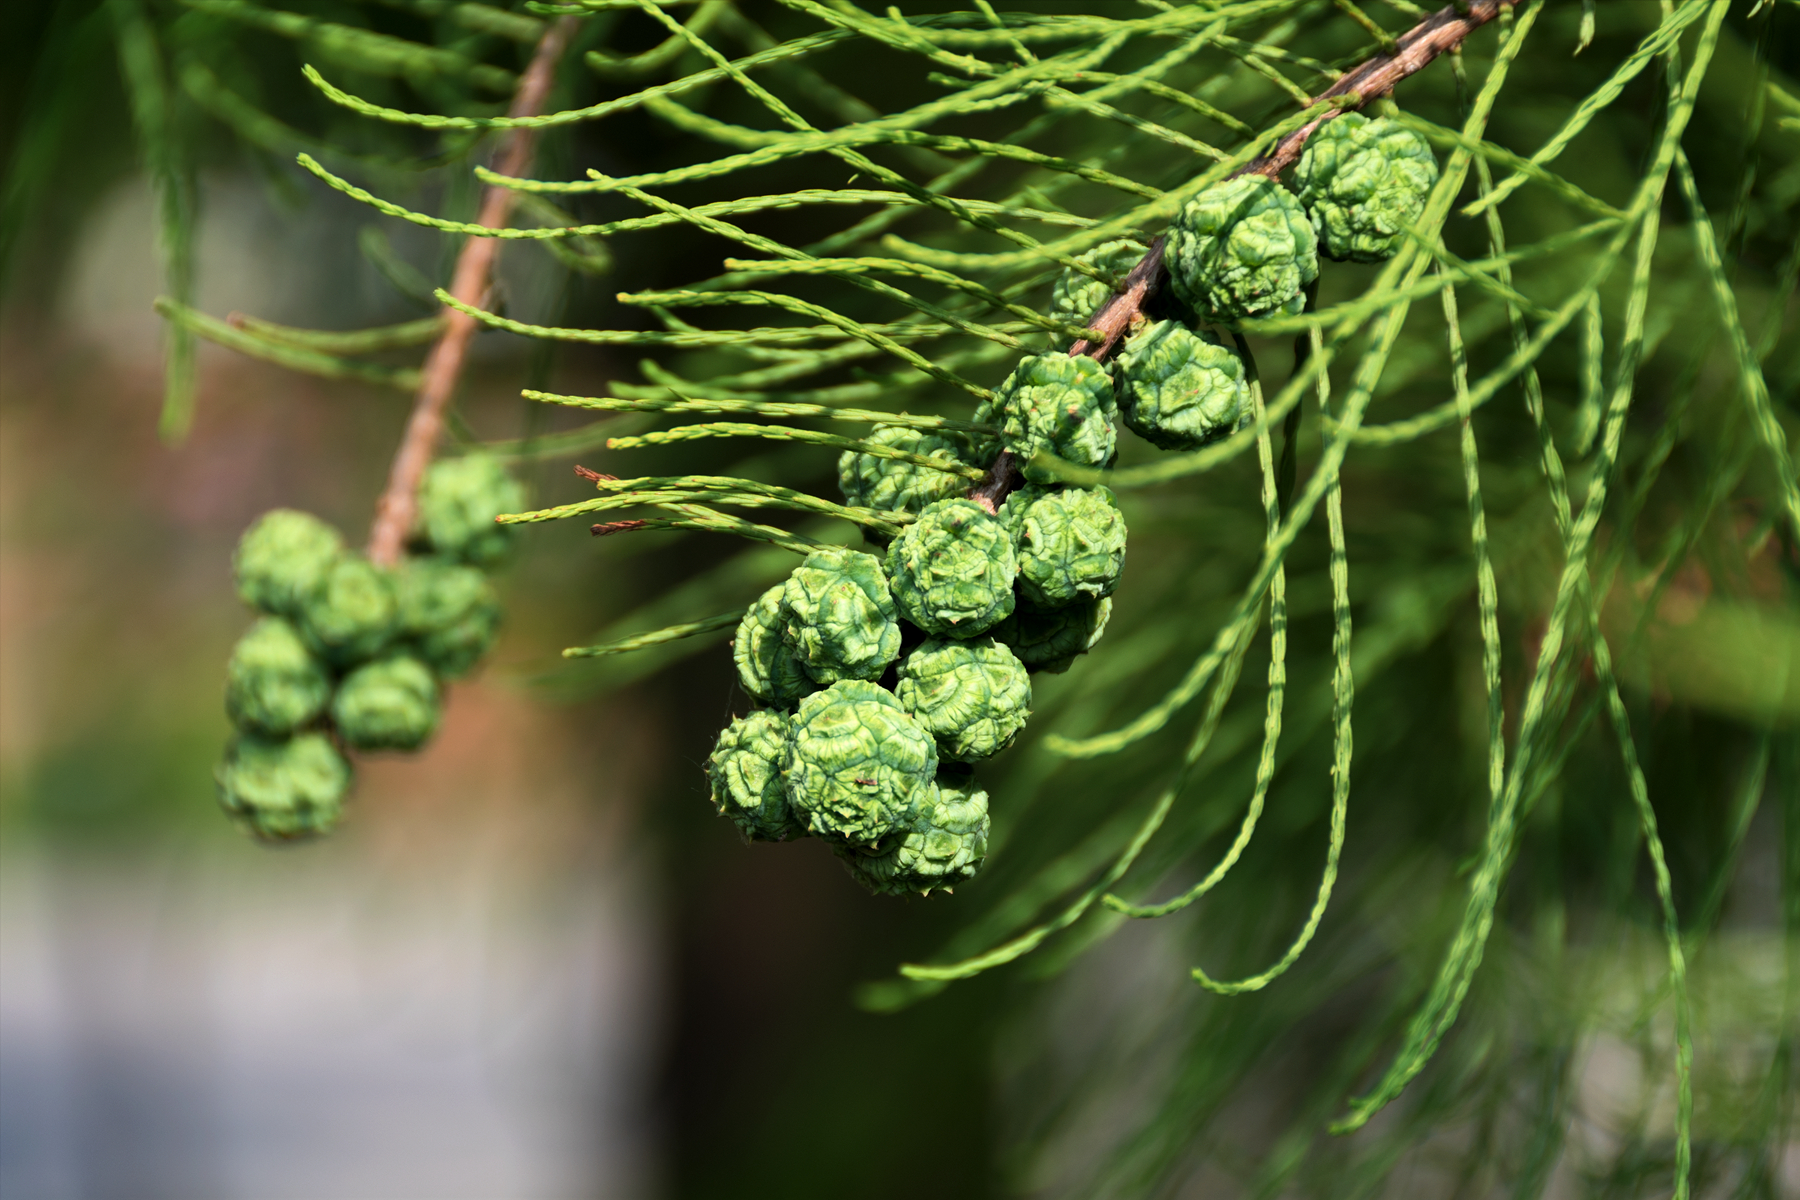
xmin=154 ymin=297 xmax=421 ymax=390
xmin=604 ymin=422 xmax=989 ymax=477
xmin=521 ymin=388 xmax=1000 ymax=434
xmin=562 ymin=609 xmax=745 ymax=658
xmin=228 ymin=314 xmax=446 ymax=353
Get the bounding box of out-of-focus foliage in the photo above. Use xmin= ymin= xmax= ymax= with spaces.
xmin=8 ymin=0 xmax=1797 ymax=1196
xmin=418 ymin=452 xmax=528 ymax=566
xmin=215 ymin=729 xmax=351 ymax=840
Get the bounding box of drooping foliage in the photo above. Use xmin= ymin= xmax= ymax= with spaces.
xmin=23 ymin=0 xmax=1799 ymax=1194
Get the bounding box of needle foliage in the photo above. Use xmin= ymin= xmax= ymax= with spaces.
xmin=13 ymin=0 xmax=1798 ymax=1194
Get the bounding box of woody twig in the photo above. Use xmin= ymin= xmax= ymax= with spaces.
xmin=967 ymin=0 xmax=1518 ymax=513
xmin=366 ymin=16 xmax=580 ymax=567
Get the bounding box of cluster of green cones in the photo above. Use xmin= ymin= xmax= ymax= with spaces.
xmin=706 ymin=397 xmax=1126 ymax=897
xmin=1167 ymin=113 xmax=1440 ymax=321
xmin=952 ymin=122 xmax=1439 ymax=470
xmin=214 ymin=456 xmax=524 ymax=842
xmin=703 ymin=115 xmax=1436 ymax=896
xmin=1036 ymin=114 xmax=1439 ymax=454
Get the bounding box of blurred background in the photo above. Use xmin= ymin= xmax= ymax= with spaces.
xmin=0 ymin=121 xmax=663 ymax=1200
xmin=2 ymin=2 xmax=1796 ymax=1198
xmin=1 ymin=5 xmax=1009 ymax=1196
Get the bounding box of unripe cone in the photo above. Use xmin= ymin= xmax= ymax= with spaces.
xmin=839 ymin=775 xmax=989 ymax=897
xmin=993 ymin=596 xmax=1112 ymax=674
xmin=781 ymin=549 xmax=902 ymax=685
xmin=1049 ymin=239 xmax=1147 ymax=333
xmin=885 ymin=499 xmax=1017 ymax=638
xmin=1167 ymin=175 xmax=1318 ymax=321
xmin=783 ymin=679 xmax=938 ymax=848
xmin=419 ymin=455 xmax=526 ymax=568
xmin=225 ymin=617 xmax=332 ymax=736
xmin=331 ymin=655 xmax=440 ymax=751
xmin=706 ymin=709 xmax=801 ymax=842
xmin=395 ymin=557 xmax=501 ymax=678
xmin=1004 ymin=486 xmax=1127 ymax=608
xmin=1114 ymin=321 xmax=1249 ymax=449
xmin=215 ymin=732 xmax=350 ymax=842
xmin=733 ymin=582 xmax=815 ymax=706
xmin=296 ymin=555 xmax=398 ymax=666
xmin=977 ymin=354 xmax=1116 ymax=479
xmin=1293 ymin=114 xmax=1438 ymax=263
xmin=838 ymin=425 xmax=975 ymax=516
xmin=896 ymin=638 xmax=1031 ymax=762
xmin=233 ymin=509 xmax=343 ymax=616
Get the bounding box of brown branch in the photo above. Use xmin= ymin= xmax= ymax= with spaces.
xmin=1069 ymin=0 xmax=1519 ymax=367
xmin=1065 ymin=236 xmax=1167 ymax=360
xmin=366 ymin=17 xmax=580 ymax=567
xmin=1241 ymin=0 xmax=1517 ymax=180
xmin=965 ymin=0 xmax=1516 ymax=511
xmin=967 ymin=450 xmax=1023 ymax=516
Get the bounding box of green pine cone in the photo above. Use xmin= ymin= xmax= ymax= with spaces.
xmin=224 ymin=617 xmax=332 ymax=736
xmin=418 ymin=455 xmax=527 ymax=569
xmin=1292 ymin=113 xmax=1439 ymax=263
xmin=395 ymin=557 xmax=501 ymax=678
xmin=295 ymin=555 xmax=398 ymax=666
xmin=330 ymin=654 xmax=440 ymax=751
xmin=837 ymin=425 xmax=976 ymax=516
xmin=1166 ymin=175 xmax=1319 ymax=321
xmin=992 ymin=595 xmax=1112 ymax=673
xmin=885 ymin=498 xmax=1017 ymax=638
xmin=781 ymin=549 xmax=902 ymax=685
xmin=1004 ymin=485 xmax=1127 ymax=607
xmin=975 ymin=353 xmax=1116 ymax=480
xmin=838 ymin=774 xmax=989 ymax=897
xmin=233 ymin=509 xmax=344 ymax=617
xmin=995 ymin=482 xmax=1045 ymax=540
xmin=215 ymin=731 xmax=351 ymax=842
xmin=733 ymin=582 xmax=816 ymax=706
xmin=706 ymin=709 xmax=802 ymax=842
xmin=1114 ymin=321 xmax=1249 ymax=449
xmin=783 ymin=679 xmax=938 ymax=849
xmin=895 ymin=637 xmax=1031 ymax=762
xmin=1049 ymin=239 xmax=1148 ymax=334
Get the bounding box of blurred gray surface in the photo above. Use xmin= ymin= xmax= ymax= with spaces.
xmin=1 ymin=845 xmax=657 ymax=1200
